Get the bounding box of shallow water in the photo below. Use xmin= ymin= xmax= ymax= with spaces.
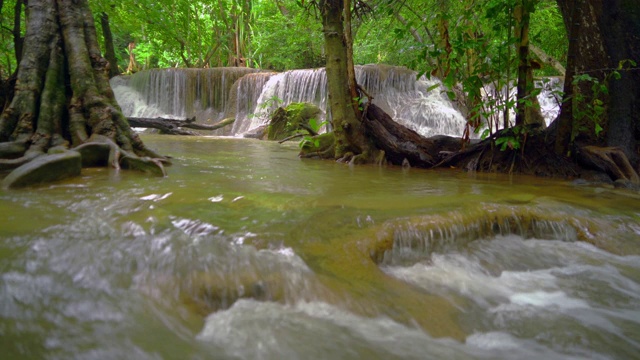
xmin=1 ymin=135 xmax=639 ymax=359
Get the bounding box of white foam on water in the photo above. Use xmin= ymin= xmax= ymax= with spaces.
xmin=197 ymin=299 xmax=597 ymax=360
xmin=383 ymin=235 xmax=640 ymax=358
xmin=508 ymin=290 xmax=589 ymax=309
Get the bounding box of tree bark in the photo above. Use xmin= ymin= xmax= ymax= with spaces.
xmin=514 ymin=0 xmax=533 ymax=127
xmin=554 ymin=0 xmax=609 ymax=156
xmin=13 ymin=0 xmax=24 ymax=64
xmin=100 ymin=12 xmax=120 ymax=79
xmin=0 ymin=0 xmax=166 ymax=184
xmin=598 ymin=0 xmax=639 ymax=164
xmin=320 ymin=0 xmax=373 ymax=162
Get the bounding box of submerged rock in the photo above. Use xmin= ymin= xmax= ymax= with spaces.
xmin=1 ymin=151 xmax=81 ymax=189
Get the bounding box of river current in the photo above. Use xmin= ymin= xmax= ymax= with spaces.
xmin=1 ymin=135 xmax=639 ymax=359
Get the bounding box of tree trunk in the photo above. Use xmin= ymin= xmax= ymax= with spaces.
xmin=13 ymin=0 xmax=24 ymax=64
xmin=554 ymin=0 xmax=609 ymax=156
xmin=0 ymin=0 xmax=166 ymax=187
xmin=435 ymin=0 xmax=451 ymax=80
xmin=320 ymin=0 xmax=373 ymax=162
xmin=598 ymin=0 xmax=639 ymax=165
xmin=514 ymin=0 xmax=533 ymax=127
xmin=100 ymin=12 xmax=120 ymax=79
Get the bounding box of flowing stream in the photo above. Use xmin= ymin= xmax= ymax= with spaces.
xmin=1 ymin=135 xmax=639 ymax=359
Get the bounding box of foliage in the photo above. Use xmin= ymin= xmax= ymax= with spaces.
xmin=299 ymin=118 xmax=329 ymax=148
xmin=570 ymin=59 xmax=638 ymax=142
xmin=529 ymin=0 xmax=567 ymax=76
xmin=0 ymin=0 xmax=23 ymax=78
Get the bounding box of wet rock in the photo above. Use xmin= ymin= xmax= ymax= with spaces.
xmin=1 ymin=151 xmax=81 ymax=189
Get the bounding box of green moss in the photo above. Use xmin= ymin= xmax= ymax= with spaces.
xmin=267 ymin=102 xmax=322 ymax=141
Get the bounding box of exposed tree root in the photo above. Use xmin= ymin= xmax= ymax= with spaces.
xmin=577 ymin=146 xmax=640 ymax=183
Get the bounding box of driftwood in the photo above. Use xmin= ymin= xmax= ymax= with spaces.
xmin=126 ymin=116 xmax=235 ymax=135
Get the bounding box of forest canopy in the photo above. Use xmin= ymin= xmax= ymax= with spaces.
xmin=0 ymin=0 xmax=566 ymax=76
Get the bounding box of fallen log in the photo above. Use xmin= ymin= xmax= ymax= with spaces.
xmin=126 ymin=116 xmax=236 ymax=135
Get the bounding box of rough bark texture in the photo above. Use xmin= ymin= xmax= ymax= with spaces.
xmin=597 ymin=0 xmax=640 ymax=164
xmin=555 ymin=0 xmax=639 ymax=167
xmin=320 ymin=0 xmax=373 ymax=162
xmin=514 ymin=1 xmax=532 ymax=127
xmin=0 ymin=0 xmax=166 ymax=186
xmin=554 ymin=0 xmax=609 ymax=156
xmin=100 ymin=12 xmax=120 ymax=79
xmin=363 ymin=104 xmax=456 ymax=168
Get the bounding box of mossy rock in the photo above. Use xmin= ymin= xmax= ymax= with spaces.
xmin=267 ymin=102 xmax=322 ymax=141
xmin=2 ymin=151 xmax=81 ymax=189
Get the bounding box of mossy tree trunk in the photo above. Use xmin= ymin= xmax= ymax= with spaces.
xmin=514 ymin=0 xmax=533 ymax=127
xmin=0 ymin=0 xmax=166 ymax=185
xmin=320 ymin=0 xmax=375 ymax=163
xmin=100 ymin=12 xmax=121 ymax=79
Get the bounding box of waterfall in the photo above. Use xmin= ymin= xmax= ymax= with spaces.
xmin=112 ymin=67 xmax=263 ymax=124
xmin=111 ymin=65 xmax=482 ymax=138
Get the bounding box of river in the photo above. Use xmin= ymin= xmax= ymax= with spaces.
xmin=1 ymin=135 xmax=639 ymax=359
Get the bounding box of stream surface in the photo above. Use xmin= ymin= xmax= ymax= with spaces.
xmin=1 ymin=135 xmax=639 ymax=359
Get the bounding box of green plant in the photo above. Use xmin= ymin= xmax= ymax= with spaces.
xmin=299 ymin=118 xmax=329 ymax=149
xmin=495 ymin=125 xmax=528 ymax=151
xmin=570 ymin=60 xmax=636 ymax=141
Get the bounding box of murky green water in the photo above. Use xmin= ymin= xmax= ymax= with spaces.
xmin=1 ymin=135 xmax=639 ymax=359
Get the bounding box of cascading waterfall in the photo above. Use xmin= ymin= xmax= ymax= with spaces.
xmin=112 ymin=67 xmax=263 ymax=124
xmin=225 ymin=72 xmax=275 ymax=135
xmin=111 ymin=65 xmax=561 ymax=138
xmin=247 ymin=65 xmax=469 ymax=137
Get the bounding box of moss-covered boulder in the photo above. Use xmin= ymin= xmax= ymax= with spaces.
xmin=267 ymin=102 xmax=323 ymax=141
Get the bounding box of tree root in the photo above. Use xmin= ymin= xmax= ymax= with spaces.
xmin=578 ymin=146 xmax=640 ymax=183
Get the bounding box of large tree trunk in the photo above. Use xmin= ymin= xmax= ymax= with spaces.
xmin=554 ymin=0 xmax=639 ymax=167
xmin=598 ymin=0 xmax=639 ymax=165
xmin=320 ymin=0 xmax=373 ymax=162
xmin=0 ymin=0 xmax=166 ymax=188
xmin=554 ymin=0 xmax=609 ymax=156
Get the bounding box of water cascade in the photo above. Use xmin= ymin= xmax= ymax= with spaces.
xmin=112 ymin=67 xmax=265 ymax=123
xmin=112 ymin=65 xmax=470 ymax=138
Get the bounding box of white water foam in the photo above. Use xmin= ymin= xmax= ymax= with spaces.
xmin=197 ymin=299 xmax=593 ymax=360
xmin=382 ymin=235 xmax=640 ymax=358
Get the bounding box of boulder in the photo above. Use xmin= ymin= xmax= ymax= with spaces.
xmin=267 ymin=102 xmax=323 ymax=141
